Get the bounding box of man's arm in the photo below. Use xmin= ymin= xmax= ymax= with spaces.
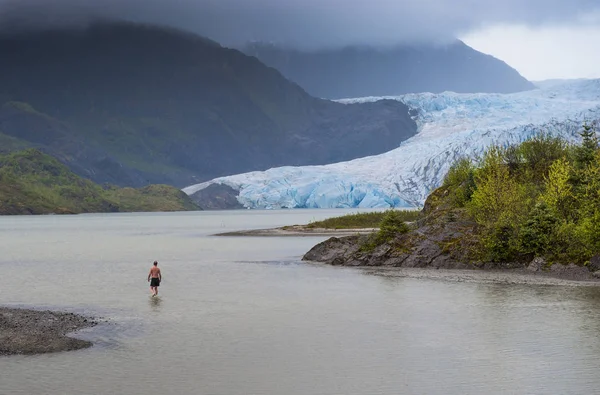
xmin=158 ymin=268 xmax=162 ymax=281
xmin=148 ymin=270 xmax=152 ymax=282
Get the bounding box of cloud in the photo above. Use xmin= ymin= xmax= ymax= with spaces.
xmin=463 ymin=23 xmax=600 ymax=80
xmin=0 ymin=0 xmax=599 ymax=48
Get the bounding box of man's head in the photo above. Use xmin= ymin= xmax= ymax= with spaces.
xmin=153 ymin=261 xmax=158 ymax=266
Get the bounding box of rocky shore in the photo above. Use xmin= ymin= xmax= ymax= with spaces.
xmin=0 ymin=307 xmax=97 ymax=356
xmin=301 ymin=209 xmax=600 ymax=283
xmin=303 ymin=234 xmax=600 ymax=283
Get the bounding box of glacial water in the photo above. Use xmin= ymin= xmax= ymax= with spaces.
xmin=1 ymin=210 xmax=600 ymax=395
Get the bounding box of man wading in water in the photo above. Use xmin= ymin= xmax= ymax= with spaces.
xmin=148 ymin=261 xmax=162 ymax=297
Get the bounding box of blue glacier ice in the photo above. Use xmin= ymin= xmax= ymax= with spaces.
xmin=183 ymin=79 xmax=600 ymax=209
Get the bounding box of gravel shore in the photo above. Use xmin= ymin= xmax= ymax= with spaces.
xmin=0 ymin=307 xmax=97 ymax=356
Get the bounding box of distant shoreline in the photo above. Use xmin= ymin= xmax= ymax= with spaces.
xmin=0 ymin=307 xmax=97 ymax=356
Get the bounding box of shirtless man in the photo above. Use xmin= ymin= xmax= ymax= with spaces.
xmin=148 ymin=261 xmax=162 ymax=297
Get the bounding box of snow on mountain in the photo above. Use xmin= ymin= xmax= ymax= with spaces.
xmin=183 ymin=79 xmax=600 ymax=209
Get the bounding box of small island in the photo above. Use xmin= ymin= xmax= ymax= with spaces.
xmin=0 ymin=307 xmax=97 ymax=356
xmin=303 ymin=130 xmax=600 ymax=282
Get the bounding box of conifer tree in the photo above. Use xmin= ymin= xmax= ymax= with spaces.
xmin=574 ymin=124 xmax=598 ymax=168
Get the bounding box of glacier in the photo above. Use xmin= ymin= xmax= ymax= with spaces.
xmin=183 ymin=79 xmax=600 ymax=209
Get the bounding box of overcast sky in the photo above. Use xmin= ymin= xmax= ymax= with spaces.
xmin=1 ymin=0 xmax=599 ymax=80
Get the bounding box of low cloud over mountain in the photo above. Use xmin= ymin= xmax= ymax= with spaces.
xmin=1 ymin=0 xmax=599 ymax=48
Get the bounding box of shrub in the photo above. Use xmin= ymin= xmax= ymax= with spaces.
xmin=518 ymin=201 xmax=558 ymax=256
xmin=467 ymin=147 xmax=529 ymax=226
xmin=377 ymin=210 xmax=410 ymax=242
xmin=517 ymin=133 xmax=568 ymax=181
xmin=443 ymin=157 xmax=476 ymax=207
xmin=360 ymin=210 xmax=411 ymax=251
xmin=477 ymin=223 xmax=522 ymax=263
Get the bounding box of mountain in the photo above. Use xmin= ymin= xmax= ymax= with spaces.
xmin=183 ymin=79 xmax=600 ymax=209
xmin=0 ymin=22 xmax=417 ymax=187
xmin=242 ymin=41 xmax=535 ymax=99
xmin=0 ymin=149 xmax=199 ymax=215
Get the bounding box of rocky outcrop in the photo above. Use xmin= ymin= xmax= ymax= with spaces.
xmin=588 ymin=255 xmax=600 ymax=272
xmin=302 ymin=220 xmax=476 ymax=270
xmin=190 ymin=183 xmax=244 ymax=210
xmin=303 ymin=209 xmax=600 ymax=281
xmin=303 ymin=235 xmax=365 ymax=265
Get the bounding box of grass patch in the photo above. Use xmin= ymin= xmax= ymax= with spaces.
xmin=306 ymin=209 xmax=421 ymax=229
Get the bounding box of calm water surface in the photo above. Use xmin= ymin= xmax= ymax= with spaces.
xmin=1 ymin=210 xmax=600 ymax=395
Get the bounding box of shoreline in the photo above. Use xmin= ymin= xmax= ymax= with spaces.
xmin=215 ymin=225 xmax=378 ymax=237
xmin=221 ymin=225 xmax=600 ymax=285
xmin=336 ymin=265 xmax=600 ymax=287
xmin=0 ymin=307 xmax=98 ymax=356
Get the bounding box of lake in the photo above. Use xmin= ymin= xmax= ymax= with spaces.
xmin=1 ymin=210 xmax=600 ymax=395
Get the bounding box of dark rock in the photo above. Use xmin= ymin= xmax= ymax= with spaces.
xmin=190 ymin=183 xmax=244 ymax=210
xmin=549 ymin=263 xmax=593 ymax=281
xmin=384 ymin=255 xmax=409 ymax=267
xmin=365 ymin=244 xmax=392 ymax=266
xmin=588 ymin=256 xmax=600 ymax=272
xmin=302 ymin=235 xmax=364 ymax=264
xmin=527 ymin=257 xmax=546 ymax=272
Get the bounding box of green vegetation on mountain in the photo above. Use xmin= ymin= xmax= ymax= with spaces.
xmin=0 ymin=149 xmax=199 ymax=215
xmin=0 ymin=22 xmax=417 ymax=188
xmin=0 ymin=131 xmax=31 ymax=153
xmin=418 ymin=126 xmax=600 ymax=265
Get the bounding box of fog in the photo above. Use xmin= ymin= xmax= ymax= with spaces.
xmin=0 ymin=0 xmax=599 ymax=48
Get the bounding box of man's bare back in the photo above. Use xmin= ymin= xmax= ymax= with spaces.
xmin=149 ymin=266 xmax=161 ymax=278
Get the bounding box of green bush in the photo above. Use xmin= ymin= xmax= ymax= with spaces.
xmin=360 ymin=210 xmax=411 ymax=251
xmin=516 ymin=133 xmax=569 ymax=181
xmin=443 ymin=157 xmax=476 ymax=207
xmin=377 ymin=210 xmax=410 ymax=242
xmin=481 ymin=224 xmax=518 ymax=262
xmin=518 ymin=201 xmax=558 ymax=256
xmin=435 ymin=127 xmax=600 ymax=265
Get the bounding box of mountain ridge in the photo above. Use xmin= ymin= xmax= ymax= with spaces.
xmin=0 ymin=21 xmax=417 ymax=187
xmin=241 ymin=40 xmax=535 ymax=99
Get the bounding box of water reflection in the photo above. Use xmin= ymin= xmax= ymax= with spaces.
xmin=148 ymin=296 xmax=163 ymax=312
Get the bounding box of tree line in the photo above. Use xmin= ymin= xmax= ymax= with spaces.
xmin=442 ymin=124 xmax=600 ymax=264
